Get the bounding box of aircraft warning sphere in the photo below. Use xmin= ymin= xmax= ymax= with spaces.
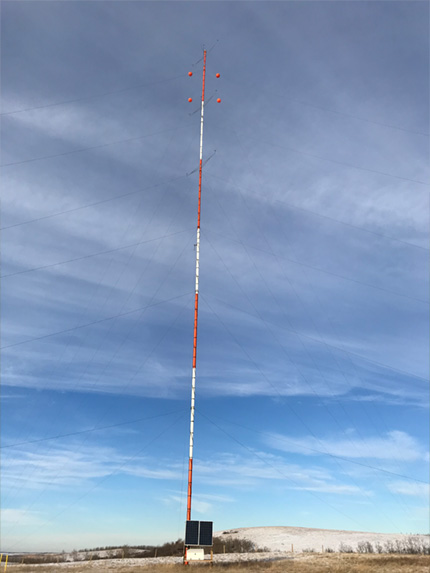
xmin=217 ymin=98 xmax=221 ymax=103
xmin=188 ymin=98 xmax=193 ymax=102
xmin=188 ymin=72 xmax=193 ymax=77
xmin=216 ymin=73 xmax=220 ymax=78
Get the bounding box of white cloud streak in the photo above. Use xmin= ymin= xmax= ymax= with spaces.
xmin=388 ymin=482 xmax=430 ymax=497
xmin=265 ymin=430 xmax=428 ymax=462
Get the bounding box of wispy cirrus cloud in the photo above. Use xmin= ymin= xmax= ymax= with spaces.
xmin=388 ymin=481 xmax=429 ymax=497
xmin=2 ymin=444 xmax=369 ymax=500
xmin=192 ymin=451 xmax=372 ymax=497
xmin=265 ymin=430 xmax=428 ymax=462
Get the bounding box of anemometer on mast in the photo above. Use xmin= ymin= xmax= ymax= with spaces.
xmin=183 ymin=49 xmax=221 ymax=565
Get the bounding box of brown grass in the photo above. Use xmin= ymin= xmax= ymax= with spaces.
xmin=6 ymin=554 xmax=430 ymax=573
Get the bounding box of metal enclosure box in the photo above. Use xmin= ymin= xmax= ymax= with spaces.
xmin=186 ymin=548 xmax=205 ymax=561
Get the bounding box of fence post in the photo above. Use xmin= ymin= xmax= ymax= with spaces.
xmin=4 ymin=554 xmax=9 ymax=571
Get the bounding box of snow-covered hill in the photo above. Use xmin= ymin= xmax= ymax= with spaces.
xmin=215 ymin=526 xmax=429 ymax=554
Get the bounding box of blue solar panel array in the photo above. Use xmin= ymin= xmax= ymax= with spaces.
xmin=185 ymin=520 xmax=213 ymax=546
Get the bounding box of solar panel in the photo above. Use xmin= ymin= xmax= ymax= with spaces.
xmin=185 ymin=520 xmax=213 ymax=547
xmin=185 ymin=520 xmax=199 ymax=546
xmin=199 ymin=521 xmax=213 ymax=546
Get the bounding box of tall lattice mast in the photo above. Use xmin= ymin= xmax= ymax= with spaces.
xmin=184 ymin=50 xmax=220 ymax=565
xmin=186 ymin=48 xmax=206 ymax=524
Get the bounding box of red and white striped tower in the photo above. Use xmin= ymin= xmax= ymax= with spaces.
xmin=184 ymin=50 xmax=220 ymax=566
xmin=186 ymin=48 xmax=206 ymax=528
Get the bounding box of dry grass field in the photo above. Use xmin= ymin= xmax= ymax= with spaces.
xmin=6 ymin=554 xmax=430 ymax=573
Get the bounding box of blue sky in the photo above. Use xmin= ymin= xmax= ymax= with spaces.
xmin=1 ymin=0 xmax=429 ymax=553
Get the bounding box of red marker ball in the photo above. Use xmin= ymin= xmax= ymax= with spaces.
xmin=188 ymin=98 xmax=193 ymax=102
xmin=188 ymin=72 xmax=193 ymax=77
xmin=216 ymin=73 xmax=220 ymax=78
xmin=217 ymin=98 xmax=221 ymax=103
